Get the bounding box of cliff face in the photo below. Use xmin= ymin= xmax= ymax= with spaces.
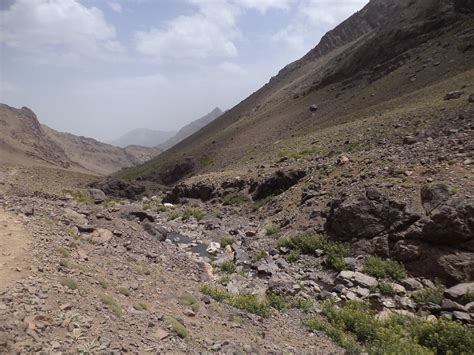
xmin=0 ymin=104 xmax=72 ymax=168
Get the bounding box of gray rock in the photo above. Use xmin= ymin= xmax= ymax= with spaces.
xmin=420 ymin=183 xmax=450 ymax=215
xmin=444 ymin=90 xmax=464 ymax=100
xmin=309 ymin=104 xmax=318 ymax=112
xmin=452 ymin=311 xmax=471 ymax=322
xmin=87 ymin=188 xmax=106 ymax=203
xmin=445 ymin=282 xmax=474 ymax=301
xmin=234 ymin=248 xmax=250 ymax=265
xmin=441 ymin=298 xmax=467 ymax=311
xmin=336 ymin=271 xmax=378 ymax=288
xmin=400 ymin=278 xmax=423 ymax=291
xmin=353 ymin=286 xmax=370 ymax=297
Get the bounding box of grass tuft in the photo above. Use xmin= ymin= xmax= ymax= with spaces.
xmin=364 ymin=256 xmax=407 ymax=281
xmin=60 ymin=277 xmax=78 ymax=290
xmin=223 ymin=194 xmax=247 ymax=206
xmin=219 ymin=236 xmax=235 ymax=248
xmin=413 ymin=283 xmax=445 ymax=305
xmin=182 ymin=208 xmax=206 ymax=221
xmin=100 ymin=293 xmax=123 ymax=317
xmin=165 ymin=317 xmax=188 ymax=338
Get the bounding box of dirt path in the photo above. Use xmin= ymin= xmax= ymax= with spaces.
xmin=0 ymin=210 xmax=31 ymax=289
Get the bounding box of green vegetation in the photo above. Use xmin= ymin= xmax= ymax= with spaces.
xmin=118 ymin=287 xmax=130 ymax=296
xmin=180 ymin=292 xmax=198 ymax=306
xmin=200 ymin=284 xmax=271 ymax=317
xmin=100 ymin=293 xmax=123 ymax=317
xmin=219 ymin=236 xmax=235 ymax=248
xmin=222 ymin=194 xmax=247 ymax=206
xmin=364 ymin=256 xmax=407 ymax=281
xmin=413 ymin=283 xmax=445 ymax=305
xmin=181 ymin=208 xmax=206 ymax=221
xmin=464 ymin=290 xmax=474 ymax=303
xmin=278 ymin=234 xmax=349 ymax=270
xmin=60 ymin=277 xmax=78 ymax=290
xmin=265 ymin=223 xmax=280 ymax=237
xmin=252 ymin=195 xmax=274 ymax=211
xmin=292 ymin=297 xmax=314 ymax=311
xmin=378 ymin=282 xmax=396 ymax=296
xmin=56 ymin=246 xmax=70 ymax=257
xmin=219 ymin=260 xmax=237 ymax=274
xmin=218 ymin=274 xmax=231 ymax=285
xmin=165 ymin=317 xmax=188 ymax=338
xmin=287 ymin=250 xmax=300 ymax=263
xmin=133 ymin=302 xmax=148 ymax=311
xmin=143 ymin=199 xmax=166 ymax=212
xmin=304 ymin=300 xmax=474 ymax=355
xmin=278 ymin=145 xmax=320 ymax=160
xmin=266 ymin=292 xmax=288 ymax=311
xmin=63 ymin=226 xmax=80 ymax=240
xmin=199 ymin=155 xmax=214 ymax=167
xmin=252 ymin=250 xmax=267 ymax=262
xmin=63 ymin=189 xmax=93 ymax=204
xmin=101 ymin=199 xmax=122 ymax=208
xmin=168 ymin=211 xmax=181 ymax=221
xmin=96 ymin=277 xmax=109 ymax=289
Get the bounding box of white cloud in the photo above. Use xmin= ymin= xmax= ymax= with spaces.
xmin=135 ymin=0 xmax=291 ymax=60
xmin=0 ymin=0 xmax=122 ymax=57
xmin=272 ymin=0 xmax=368 ymax=54
xmin=218 ymin=61 xmax=247 ymax=75
xmin=108 ymin=1 xmax=122 ymax=13
xmin=234 ymin=0 xmax=293 ymax=13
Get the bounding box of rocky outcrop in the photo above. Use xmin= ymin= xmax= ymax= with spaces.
xmin=159 ymin=158 xmax=195 ymax=185
xmin=325 ymin=184 xmax=474 ymax=284
xmin=250 ymin=169 xmax=306 ymax=200
xmin=164 ymin=181 xmax=216 ymax=203
xmin=89 ymin=179 xmax=145 ymax=200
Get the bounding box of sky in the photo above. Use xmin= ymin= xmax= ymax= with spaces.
xmin=0 ymin=0 xmax=368 ymax=142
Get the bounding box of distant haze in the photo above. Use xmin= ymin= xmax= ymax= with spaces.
xmin=0 ymin=0 xmax=368 ymax=142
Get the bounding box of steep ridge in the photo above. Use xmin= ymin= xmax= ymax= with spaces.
xmin=0 ymin=104 xmax=72 ymax=168
xmin=0 ymin=104 xmax=160 ymax=175
xmin=159 ymin=107 xmax=223 ymax=150
xmin=117 ymin=0 xmax=473 ymax=184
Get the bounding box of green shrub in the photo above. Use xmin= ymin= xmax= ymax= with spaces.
xmin=133 ymin=302 xmax=148 ymax=311
xmin=60 ymin=277 xmax=78 ymax=290
xmin=266 ymin=292 xmax=288 ymax=311
xmin=223 ymin=194 xmax=247 ymax=206
xmin=165 ymin=317 xmax=188 ymax=338
xmin=292 ymin=297 xmax=314 ymax=311
xmin=378 ymin=282 xmax=396 ymax=296
xmin=252 ymin=250 xmax=267 ymax=262
xmin=182 ymin=208 xmax=206 ymax=221
xmin=219 ymin=236 xmax=235 ymax=248
xmin=180 ymin=292 xmax=197 ymax=306
xmin=168 ymin=211 xmax=181 ymax=221
xmin=63 ymin=189 xmax=93 ymax=204
xmin=100 ymin=293 xmax=122 ymax=317
xmin=287 ymin=250 xmax=300 ymax=263
xmin=304 ymin=300 xmax=474 ymax=355
xmin=118 ymin=287 xmax=130 ymax=296
xmin=463 ymin=289 xmax=474 ymax=303
xmin=364 ymin=256 xmax=407 ymax=281
xmin=413 ymin=283 xmax=445 ymax=305
xmin=265 ymin=223 xmax=280 ymax=237
xmin=278 ymin=234 xmax=349 ymax=270
xmin=200 ymin=284 xmax=270 ymax=317
xmin=219 ymin=260 xmax=237 ymax=274
xmin=252 ymin=195 xmax=274 ymax=210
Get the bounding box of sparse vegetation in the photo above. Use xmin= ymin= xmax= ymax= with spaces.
xmin=118 ymin=287 xmax=130 ymax=296
xmin=219 ymin=236 xmax=235 ymax=248
xmin=143 ymin=199 xmax=167 ymax=212
xmin=278 ymin=145 xmax=320 ymax=160
xmin=168 ymin=211 xmax=181 ymax=221
xmin=252 ymin=250 xmax=267 ymax=262
xmin=180 ymin=292 xmax=198 ymax=306
xmin=100 ymin=293 xmax=122 ymax=317
xmin=464 ymin=290 xmax=474 ymax=303
xmin=60 ymin=277 xmax=78 ymax=290
xmin=265 ymin=223 xmax=280 ymax=237
xmin=287 ymin=250 xmax=300 ymax=263
xmin=199 ymin=155 xmax=214 ymax=167
xmin=133 ymin=302 xmax=148 ymax=311
xmin=96 ymin=277 xmax=109 ymax=289
xmin=223 ymin=194 xmax=247 ymax=206
xmin=252 ymin=195 xmax=274 ymax=210
xmin=219 ymin=260 xmax=237 ymax=274
xmin=181 ymin=208 xmax=206 ymax=221
xmin=63 ymin=189 xmax=93 ymax=204
xmin=413 ymin=283 xmax=445 ymax=305
xmin=292 ymin=297 xmax=313 ymax=311
xmin=364 ymin=256 xmax=407 ymax=281
xmin=304 ymin=300 xmax=474 ymax=354
xmin=165 ymin=316 xmax=188 ymax=338
xmin=56 ymin=246 xmax=70 ymax=257
xmin=278 ymin=234 xmax=349 ymax=270
xmin=378 ymin=282 xmax=396 ymax=296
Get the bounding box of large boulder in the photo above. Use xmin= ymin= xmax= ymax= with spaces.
xmin=160 ymin=158 xmax=195 ymax=185
xmin=90 ymin=179 xmax=145 ymax=200
xmin=250 ymin=169 xmax=306 ymax=200
xmin=163 ymin=181 xmax=216 ymax=203
xmin=86 ymin=188 xmax=106 ymax=204
xmin=325 ymin=187 xmax=420 ymax=240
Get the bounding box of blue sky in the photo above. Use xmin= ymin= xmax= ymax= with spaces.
xmin=0 ymin=0 xmax=368 ymax=141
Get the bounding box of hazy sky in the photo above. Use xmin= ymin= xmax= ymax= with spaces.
xmin=0 ymin=0 xmax=368 ymax=141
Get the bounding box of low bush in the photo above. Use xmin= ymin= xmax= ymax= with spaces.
xmin=63 ymin=189 xmax=93 ymax=204
xmin=60 ymin=277 xmax=78 ymax=290
xmin=364 ymin=256 xmax=407 ymax=281
xmin=219 ymin=260 xmax=237 ymax=274
xmin=304 ymin=300 xmax=474 ymax=354
xmin=219 ymin=236 xmax=235 ymax=248
xmin=223 ymin=194 xmax=247 ymax=206
xmin=278 ymin=234 xmax=349 ymax=270
xmin=165 ymin=317 xmax=188 ymax=338
xmin=100 ymin=293 xmax=122 ymax=317
xmin=265 ymin=223 xmax=280 ymax=237
xmin=413 ymin=283 xmax=445 ymax=304
xmin=181 ymin=208 xmax=206 ymax=221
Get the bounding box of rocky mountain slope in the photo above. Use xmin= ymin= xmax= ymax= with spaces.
xmin=159 ymin=107 xmax=223 ymax=150
xmin=0 ymin=104 xmax=160 ymax=175
xmin=118 ymin=0 xmax=473 ymax=184
xmin=110 ymin=128 xmax=176 ymax=148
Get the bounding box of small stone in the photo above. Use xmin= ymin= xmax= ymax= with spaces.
xmin=183 ymin=309 xmax=196 ymax=317
xmin=154 ymin=328 xmax=170 ymax=340
xmin=400 ymin=278 xmax=423 ymax=291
